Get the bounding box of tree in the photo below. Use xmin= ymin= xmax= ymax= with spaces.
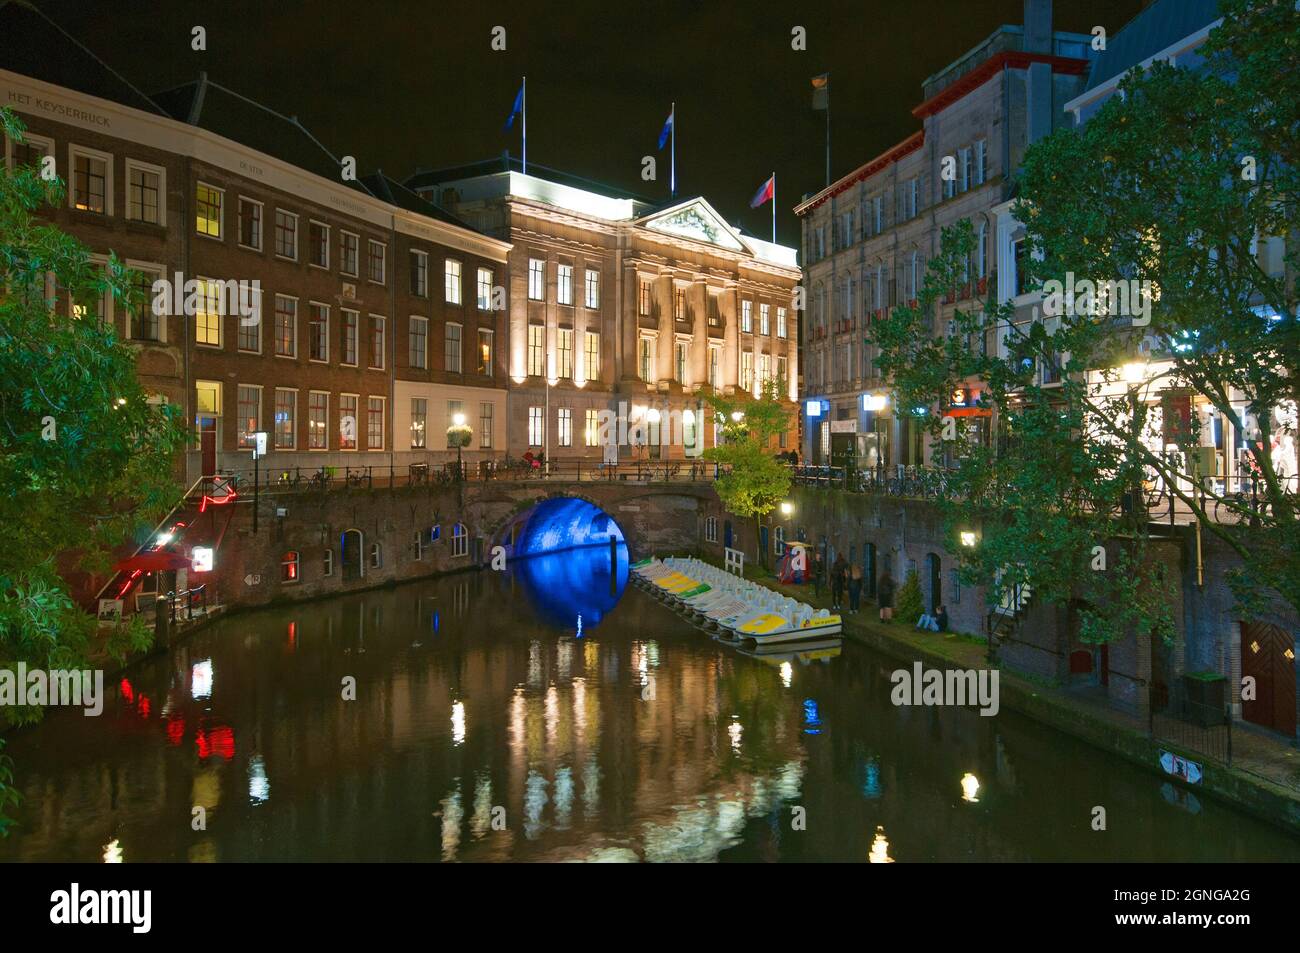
xmin=0 ymin=107 xmax=186 ymax=832
xmin=703 ymin=378 xmax=793 ymax=566
xmin=869 ymin=0 xmax=1296 ymax=641
xmin=895 ymin=571 xmax=924 ymax=626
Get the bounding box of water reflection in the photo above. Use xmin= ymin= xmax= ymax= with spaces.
xmin=512 ymin=543 xmax=629 ymax=629
xmin=0 ymin=561 xmax=1297 ymax=863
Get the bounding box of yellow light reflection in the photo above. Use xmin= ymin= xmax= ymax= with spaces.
xmin=868 ymin=825 xmax=894 ymax=863
xmin=961 ymin=772 xmax=981 ymax=803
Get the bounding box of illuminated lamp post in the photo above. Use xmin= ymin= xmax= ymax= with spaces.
xmin=447 ymin=413 xmax=473 ymax=482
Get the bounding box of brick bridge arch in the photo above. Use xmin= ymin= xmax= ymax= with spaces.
xmin=471 ymin=480 xmax=717 ymax=558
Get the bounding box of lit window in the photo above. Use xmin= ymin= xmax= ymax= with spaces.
xmin=741 ymin=300 xmax=753 ymax=333
xmin=760 ymin=304 xmax=770 ymax=336
xmin=477 ymin=329 xmax=493 ymax=376
xmin=369 ymin=542 xmax=383 ymax=569
xmin=557 ymin=328 xmax=573 ymax=379
xmin=639 ymin=336 xmax=654 ymax=381
xmin=528 ymin=406 xmax=544 ymax=446
xmin=527 ymin=324 xmax=545 ymax=377
xmin=451 ymin=523 xmax=468 ymax=558
xmin=410 ymin=397 xmax=427 ymax=449
xmin=281 ymin=551 xmax=300 ymax=583
xmin=557 ymin=264 xmax=573 ymax=306
xmin=528 ymin=258 xmax=545 ymax=300
xmin=444 ymin=259 xmax=462 ymax=304
xmin=585 ymin=408 xmax=600 ymax=446
xmin=195 ymin=183 xmax=222 ymax=236
xmin=477 ymin=267 xmax=493 ymax=310
xmin=195 ymin=278 xmax=220 ymax=346
xmin=585 ymin=332 xmax=600 ymax=381
xmin=479 ymin=402 xmax=494 ymax=449
xmin=585 ymin=268 xmax=600 ymax=309
xmin=557 ymin=407 xmax=572 ymax=447
xmin=777 ymin=307 xmax=788 ymax=339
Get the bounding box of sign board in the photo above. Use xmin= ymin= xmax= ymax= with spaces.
xmin=191 ymin=546 xmax=214 ymax=573
xmin=96 ymin=599 xmax=124 ymax=624
xmin=243 ymin=573 xmax=262 ymax=587
xmin=1158 ymin=749 xmax=1203 ymax=785
xmin=830 ymin=420 xmax=857 ymax=433
xmin=252 ymin=431 xmax=268 ymax=459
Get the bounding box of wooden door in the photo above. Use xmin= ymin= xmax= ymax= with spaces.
xmin=1242 ymin=621 xmax=1297 ymax=736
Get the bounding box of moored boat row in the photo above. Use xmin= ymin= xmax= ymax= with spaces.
xmin=630 ymin=556 xmax=843 ymax=646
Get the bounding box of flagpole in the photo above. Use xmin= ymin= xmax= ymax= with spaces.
xmin=522 ymin=76 xmax=527 ymax=174
xmin=670 ymin=102 xmax=676 ymax=198
xmin=771 ymin=172 xmax=776 ymax=244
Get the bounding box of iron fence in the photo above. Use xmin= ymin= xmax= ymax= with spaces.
xmin=205 ymin=458 xmax=725 ymax=496
xmin=1150 ymin=679 xmax=1233 ymax=766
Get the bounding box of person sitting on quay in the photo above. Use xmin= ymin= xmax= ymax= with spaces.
xmin=916 ymin=605 xmax=949 ymax=633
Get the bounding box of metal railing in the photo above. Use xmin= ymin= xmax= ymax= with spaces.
xmin=1150 ymin=680 xmax=1232 ymax=766
xmin=206 ymin=458 xmax=726 ymax=495
xmin=789 ymin=463 xmax=1297 ymax=525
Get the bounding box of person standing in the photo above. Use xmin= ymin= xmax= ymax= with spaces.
xmin=830 ymin=554 xmax=847 ymax=610
xmin=812 ymin=549 xmax=826 ymax=599
xmin=877 ymin=570 xmax=895 ymax=623
xmin=848 ymin=563 xmax=863 ymax=614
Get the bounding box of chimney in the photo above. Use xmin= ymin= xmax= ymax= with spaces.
xmin=1024 ymin=0 xmax=1054 ymax=145
xmin=1023 ymin=0 xmax=1052 ymax=53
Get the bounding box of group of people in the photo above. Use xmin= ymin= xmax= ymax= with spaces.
xmin=807 ymin=551 xmax=948 ymax=631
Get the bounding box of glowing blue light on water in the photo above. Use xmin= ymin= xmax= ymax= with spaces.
xmin=803 ymin=698 xmax=822 ymax=735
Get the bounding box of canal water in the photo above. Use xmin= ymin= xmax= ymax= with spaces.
xmin=2 ymin=544 xmax=1297 ymax=862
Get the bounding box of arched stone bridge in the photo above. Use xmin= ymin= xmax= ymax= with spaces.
xmin=464 ymin=478 xmax=719 ymax=559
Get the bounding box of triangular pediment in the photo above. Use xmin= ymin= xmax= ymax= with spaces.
xmin=638 ymin=198 xmax=745 ymax=252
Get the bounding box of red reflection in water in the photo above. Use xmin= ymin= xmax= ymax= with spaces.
xmin=120 ymin=678 xmax=134 ymax=704
xmin=166 ymin=715 xmax=185 ymax=746
xmin=137 ymin=695 xmax=151 ymax=719
xmin=196 ymin=725 xmax=235 ymax=761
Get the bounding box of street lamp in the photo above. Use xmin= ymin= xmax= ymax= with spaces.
xmin=780 ymin=501 xmax=794 ymax=516
xmin=447 ymin=413 xmax=472 ymax=482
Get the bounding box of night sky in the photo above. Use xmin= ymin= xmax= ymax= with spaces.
xmin=32 ymin=0 xmax=1142 ymax=245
